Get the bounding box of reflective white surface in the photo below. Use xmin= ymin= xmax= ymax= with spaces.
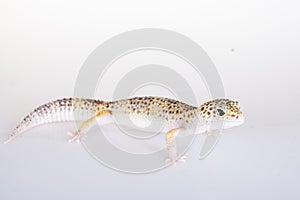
xmin=0 ymin=0 xmax=299 ymax=199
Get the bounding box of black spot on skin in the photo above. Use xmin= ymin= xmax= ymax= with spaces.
xmin=217 ymin=109 xmax=225 ymax=116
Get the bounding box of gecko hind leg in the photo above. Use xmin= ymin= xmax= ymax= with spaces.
xmin=68 ymin=110 xmax=112 ymax=143
xmin=165 ymin=128 xmax=187 ymax=164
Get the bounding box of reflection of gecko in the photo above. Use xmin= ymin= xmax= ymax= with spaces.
xmin=4 ymin=96 xmax=244 ymax=163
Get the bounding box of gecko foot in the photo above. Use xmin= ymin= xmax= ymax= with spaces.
xmin=165 ymin=155 xmax=187 ymax=165
xmin=67 ymin=131 xmax=86 ymax=143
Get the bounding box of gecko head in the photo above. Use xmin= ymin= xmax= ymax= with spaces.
xmin=199 ymin=99 xmax=245 ymax=128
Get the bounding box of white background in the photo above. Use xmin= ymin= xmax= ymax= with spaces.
xmin=0 ymin=0 xmax=299 ymax=199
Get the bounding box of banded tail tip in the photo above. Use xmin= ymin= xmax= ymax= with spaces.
xmin=3 ymin=133 xmax=16 ymax=144
xmin=3 ymin=138 xmax=10 ymax=144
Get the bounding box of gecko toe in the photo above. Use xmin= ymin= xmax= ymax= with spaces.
xmin=165 ymin=155 xmax=187 ymax=165
xmin=68 ymin=131 xmax=86 ymax=143
xmin=178 ymin=156 xmax=187 ymax=163
xmin=67 ymin=132 xmax=74 ymax=136
xmin=68 ymin=131 xmax=81 ymax=143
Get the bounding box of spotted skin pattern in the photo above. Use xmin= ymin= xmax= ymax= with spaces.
xmin=4 ymin=96 xmax=245 ymax=162
xmin=199 ymin=99 xmax=243 ymax=121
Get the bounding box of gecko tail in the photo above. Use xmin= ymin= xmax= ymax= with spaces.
xmin=3 ymin=98 xmax=104 ymax=144
xmin=4 ymin=123 xmax=31 ymax=144
xmin=3 ymin=131 xmax=18 ymax=144
xmin=3 ymin=98 xmax=75 ymax=144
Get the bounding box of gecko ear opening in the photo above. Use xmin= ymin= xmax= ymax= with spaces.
xmin=217 ymin=109 xmax=225 ymax=116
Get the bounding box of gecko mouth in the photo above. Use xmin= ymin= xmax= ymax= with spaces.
xmin=225 ymin=114 xmax=245 ymax=122
xmin=221 ymin=117 xmax=245 ymax=129
xmin=226 ymin=117 xmax=245 ymax=123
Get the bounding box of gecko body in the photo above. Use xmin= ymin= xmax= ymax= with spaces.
xmin=4 ymin=96 xmax=244 ymax=162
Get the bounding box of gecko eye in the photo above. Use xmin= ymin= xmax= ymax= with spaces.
xmin=217 ymin=109 xmax=225 ymax=116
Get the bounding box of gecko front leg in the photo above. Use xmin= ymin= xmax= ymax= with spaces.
xmin=165 ymin=128 xmax=187 ymax=164
xmin=68 ymin=110 xmax=112 ymax=143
